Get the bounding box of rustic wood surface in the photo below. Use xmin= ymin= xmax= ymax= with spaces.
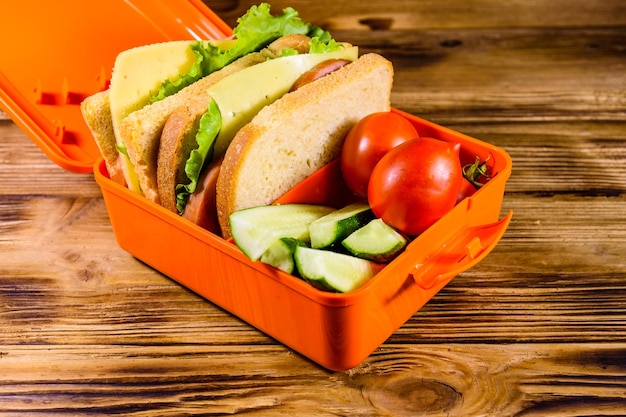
xmin=2 ymin=0 xmax=626 ymax=415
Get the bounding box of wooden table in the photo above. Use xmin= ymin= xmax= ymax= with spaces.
xmin=2 ymin=1 xmax=625 ymax=415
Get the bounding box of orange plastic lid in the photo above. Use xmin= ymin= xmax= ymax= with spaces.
xmin=0 ymin=0 xmax=231 ymax=173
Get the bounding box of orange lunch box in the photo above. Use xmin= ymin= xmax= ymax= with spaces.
xmin=0 ymin=0 xmax=512 ymax=371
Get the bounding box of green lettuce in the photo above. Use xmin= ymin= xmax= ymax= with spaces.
xmin=150 ymin=3 xmax=326 ymax=103
xmin=309 ymin=36 xmax=344 ymax=54
xmin=149 ymin=43 xmax=210 ymax=104
xmin=175 ymin=99 xmax=221 ymax=213
xmin=115 ymin=142 xmax=129 ymax=158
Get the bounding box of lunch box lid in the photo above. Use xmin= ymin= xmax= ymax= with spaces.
xmin=0 ymin=0 xmax=231 ymax=173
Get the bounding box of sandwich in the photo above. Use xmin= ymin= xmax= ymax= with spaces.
xmin=81 ymin=3 xmax=394 ymax=239
xmin=215 ymin=52 xmax=393 ymax=238
xmin=158 ymin=35 xmax=359 ymax=216
xmin=81 ymin=3 xmax=331 ymax=202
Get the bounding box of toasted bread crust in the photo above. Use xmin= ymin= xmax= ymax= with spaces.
xmin=216 ymin=53 xmax=394 ymax=238
xmin=157 ymin=99 xmax=208 ymax=212
xmin=80 ymin=91 xmax=127 ymax=186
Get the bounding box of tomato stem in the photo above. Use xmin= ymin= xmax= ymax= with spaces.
xmin=462 ymin=156 xmax=491 ymax=188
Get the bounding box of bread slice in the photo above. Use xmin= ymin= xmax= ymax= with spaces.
xmin=156 ymin=34 xmax=313 ymax=213
xmin=80 ymin=91 xmax=126 ymax=186
xmin=216 ymin=53 xmax=394 ymax=238
xmin=157 ymin=99 xmax=208 ymax=212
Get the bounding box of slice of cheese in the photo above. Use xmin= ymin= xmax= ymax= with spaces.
xmin=108 ymin=39 xmax=234 ymax=193
xmin=209 ymin=46 xmax=359 ymax=157
xmin=109 ymin=40 xmax=197 ymax=193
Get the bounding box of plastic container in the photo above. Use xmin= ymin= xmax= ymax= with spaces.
xmin=0 ymin=0 xmax=512 ymax=371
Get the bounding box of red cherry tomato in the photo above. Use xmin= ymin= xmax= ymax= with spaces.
xmin=341 ymin=112 xmax=419 ymax=197
xmin=368 ymin=137 xmax=463 ymax=236
xmin=457 ymin=178 xmax=479 ymax=204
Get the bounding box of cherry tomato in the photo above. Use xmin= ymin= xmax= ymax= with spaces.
xmin=368 ymin=137 xmax=463 ymax=236
xmin=341 ymin=112 xmax=419 ymax=197
xmin=457 ymin=179 xmax=479 ymax=204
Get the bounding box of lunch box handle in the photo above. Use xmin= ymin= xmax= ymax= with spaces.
xmin=410 ymin=211 xmax=513 ymax=290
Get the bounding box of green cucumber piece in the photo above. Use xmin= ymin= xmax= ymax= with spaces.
xmin=342 ymin=218 xmax=407 ymax=263
xmin=230 ymin=204 xmax=334 ymax=261
xmin=294 ymin=246 xmax=378 ymax=293
xmin=308 ymin=202 xmax=375 ymax=249
xmin=260 ymin=237 xmax=306 ymax=274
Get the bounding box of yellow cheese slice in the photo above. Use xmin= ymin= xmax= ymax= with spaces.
xmin=209 ymin=46 xmax=359 ymax=157
xmin=109 ymin=41 xmax=197 ymax=193
xmin=108 ymin=39 xmax=235 ymax=193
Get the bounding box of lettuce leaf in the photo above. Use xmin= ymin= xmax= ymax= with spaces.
xmin=151 ymin=3 xmax=325 ymax=103
xmin=115 ymin=142 xmax=129 ymax=158
xmin=175 ymin=99 xmax=222 ymax=213
xmin=149 ymin=43 xmax=209 ymax=104
xmin=309 ymin=37 xmax=344 ymax=54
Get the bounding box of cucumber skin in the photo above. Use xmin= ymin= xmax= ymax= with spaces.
xmin=294 ymin=246 xmax=378 ymax=293
xmin=259 ymin=238 xmax=306 ymax=274
xmin=309 ymin=203 xmax=375 ymax=249
xmin=342 ymin=218 xmax=408 ymax=263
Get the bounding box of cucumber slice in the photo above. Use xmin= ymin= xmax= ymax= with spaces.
xmin=294 ymin=246 xmax=378 ymax=293
xmin=260 ymin=237 xmax=306 ymax=274
xmin=342 ymin=218 xmax=408 ymax=263
xmin=308 ymin=202 xmax=375 ymax=249
xmin=230 ymin=204 xmax=334 ymax=261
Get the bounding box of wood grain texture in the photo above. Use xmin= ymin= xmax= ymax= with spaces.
xmin=2 ymin=0 xmax=626 ymax=415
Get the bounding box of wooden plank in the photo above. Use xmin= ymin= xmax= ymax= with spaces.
xmin=213 ymin=0 xmax=626 ymax=29
xmin=0 ymin=343 xmax=625 ymax=416
xmin=2 ymin=0 xmax=626 ymax=414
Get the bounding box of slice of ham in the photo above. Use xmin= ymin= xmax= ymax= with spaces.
xmin=182 ymin=156 xmax=224 ymax=235
xmin=290 ymin=59 xmax=352 ymax=92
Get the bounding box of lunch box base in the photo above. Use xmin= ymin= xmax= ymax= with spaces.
xmin=94 ymin=111 xmax=512 ymax=371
